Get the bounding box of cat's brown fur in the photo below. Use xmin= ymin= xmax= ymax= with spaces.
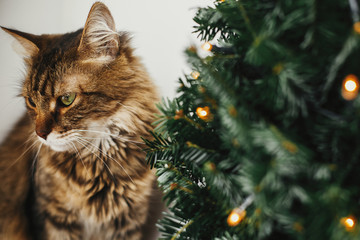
xmin=0 ymin=2 xmax=162 ymax=240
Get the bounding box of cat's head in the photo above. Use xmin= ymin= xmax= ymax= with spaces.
xmin=2 ymin=2 xmax=157 ymax=152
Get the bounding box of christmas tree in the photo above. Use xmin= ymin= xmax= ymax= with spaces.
xmin=144 ymin=0 xmax=360 ymax=239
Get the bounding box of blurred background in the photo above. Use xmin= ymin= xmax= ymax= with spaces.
xmin=0 ymin=0 xmax=209 ymax=141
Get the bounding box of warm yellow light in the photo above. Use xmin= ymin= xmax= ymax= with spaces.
xmin=345 ymin=218 xmax=355 ymax=228
xmin=202 ymin=42 xmax=213 ymax=51
xmin=341 ymin=216 xmax=356 ymax=230
xmin=344 ymin=75 xmax=359 ymax=92
xmin=199 ymin=110 xmax=207 ymax=117
xmin=344 ymin=79 xmax=357 ymax=92
xmin=354 ymin=22 xmax=360 ymax=34
xmin=342 ymin=74 xmax=359 ymax=100
xmin=196 ymin=106 xmax=209 ymax=118
xmin=191 ymin=71 xmax=200 ymax=79
xmin=229 ymin=212 xmax=240 ymax=224
xmin=227 ymin=209 xmax=246 ymax=227
xmin=196 ymin=106 xmax=213 ymax=121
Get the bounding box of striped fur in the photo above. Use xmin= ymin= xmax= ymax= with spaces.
xmin=0 ymin=2 xmax=162 ymax=240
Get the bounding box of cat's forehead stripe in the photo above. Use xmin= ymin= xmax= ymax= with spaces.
xmin=32 ymin=58 xmax=48 ymax=92
xmin=32 ymin=67 xmax=60 ymax=97
xmin=39 ymin=71 xmax=50 ymax=96
xmin=31 ymin=47 xmax=66 ymax=95
xmin=29 ymin=66 xmax=37 ymax=91
xmin=33 ymin=70 xmax=50 ymax=96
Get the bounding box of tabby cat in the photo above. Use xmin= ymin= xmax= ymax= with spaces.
xmin=0 ymin=2 xmax=162 ymax=240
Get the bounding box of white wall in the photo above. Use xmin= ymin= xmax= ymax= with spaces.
xmin=0 ymin=0 xmax=209 ymax=140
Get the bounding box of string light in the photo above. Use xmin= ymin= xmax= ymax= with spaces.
xmin=354 ymin=22 xmax=360 ymax=34
xmin=227 ymin=194 xmax=255 ymax=227
xmin=345 ymin=218 xmax=355 ymax=228
xmin=342 ymin=74 xmax=359 ymax=100
xmin=196 ymin=106 xmax=212 ymax=121
xmin=191 ymin=71 xmax=200 ymax=79
xmin=202 ymin=42 xmax=213 ymax=51
xmin=349 ymin=0 xmax=360 ymax=25
xmin=341 ymin=216 xmax=356 ymax=230
xmin=344 ymin=78 xmax=358 ymax=92
xmin=227 ymin=209 xmax=246 ymax=227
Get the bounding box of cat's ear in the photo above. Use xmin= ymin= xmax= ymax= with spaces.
xmin=78 ymin=2 xmax=119 ymax=61
xmin=1 ymin=26 xmax=40 ymax=58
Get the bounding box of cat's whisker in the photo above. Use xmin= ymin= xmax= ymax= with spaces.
xmin=76 ymin=136 xmax=134 ymax=182
xmin=75 ymin=129 xmax=120 ymax=139
xmin=73 ymin=129 xmax=144 ymax=146
xmin=74 ymin=137 xmax=117 ymax=183
xmin=5 ymin=136 xmax=39 ymax=171
xmin=75 ymin=136 xmax=135 ymax=184
xmin=25 ymin=132 xmax=37 ymax=144
xmin=31 ymin=142 xmax=43 ymax=179
xmin=12 ymin=131 xmax=37 ymax=151
xmin=69 ymin=141 xmax=91 ymax=182
xmin=81 ymin=135 xmax=143 ymax=147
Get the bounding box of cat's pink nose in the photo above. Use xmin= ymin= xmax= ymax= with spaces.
xmin=36 ymin=128 xmax=51 ymax=140
xmin=35 ymin=114 xmax=53 ymax=140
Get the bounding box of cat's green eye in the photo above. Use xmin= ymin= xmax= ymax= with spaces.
xmin=59 ymin=93 xmax=76 ymax=107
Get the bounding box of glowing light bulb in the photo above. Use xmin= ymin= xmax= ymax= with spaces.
xmin=196 ymin=106 xmax=213 ymax=121
xmin=227 ymin=209 xmax=246 ymax=227
xmin=341 ymin=216 xmax=356 ymax=230
xmin=344 ymin=75 xmax=359 ymax=92
xmin=342 ymin=74 xmax=359 ymax=100
xmin=344 ymin=79 xmax=357 ymax=92
xmin=198 ymin=109 xmax=208 ymax=117
xmin=354 ymin=22 xmax=360 ymax=34
xmin=228 ymin=212 xmax=240 ymax=224
xmin=191 ymin=71 xmax=200 ymax=79
xmin=345 ymin=218 xmax=355 ymax=228
xmin=196 ymin=106 xmax=209 ymax=118
xmin=202 ymin=42 xmax=213 ymax=51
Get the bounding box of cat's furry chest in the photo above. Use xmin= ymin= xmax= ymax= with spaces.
xmin=34 ymin=143 xmax=154 ymax=239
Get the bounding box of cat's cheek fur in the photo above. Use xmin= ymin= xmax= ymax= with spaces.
xmin=42 ymin=136 xmax=65 ymax=152
xmin=38 ymin=132 xmax=77 ymax=152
